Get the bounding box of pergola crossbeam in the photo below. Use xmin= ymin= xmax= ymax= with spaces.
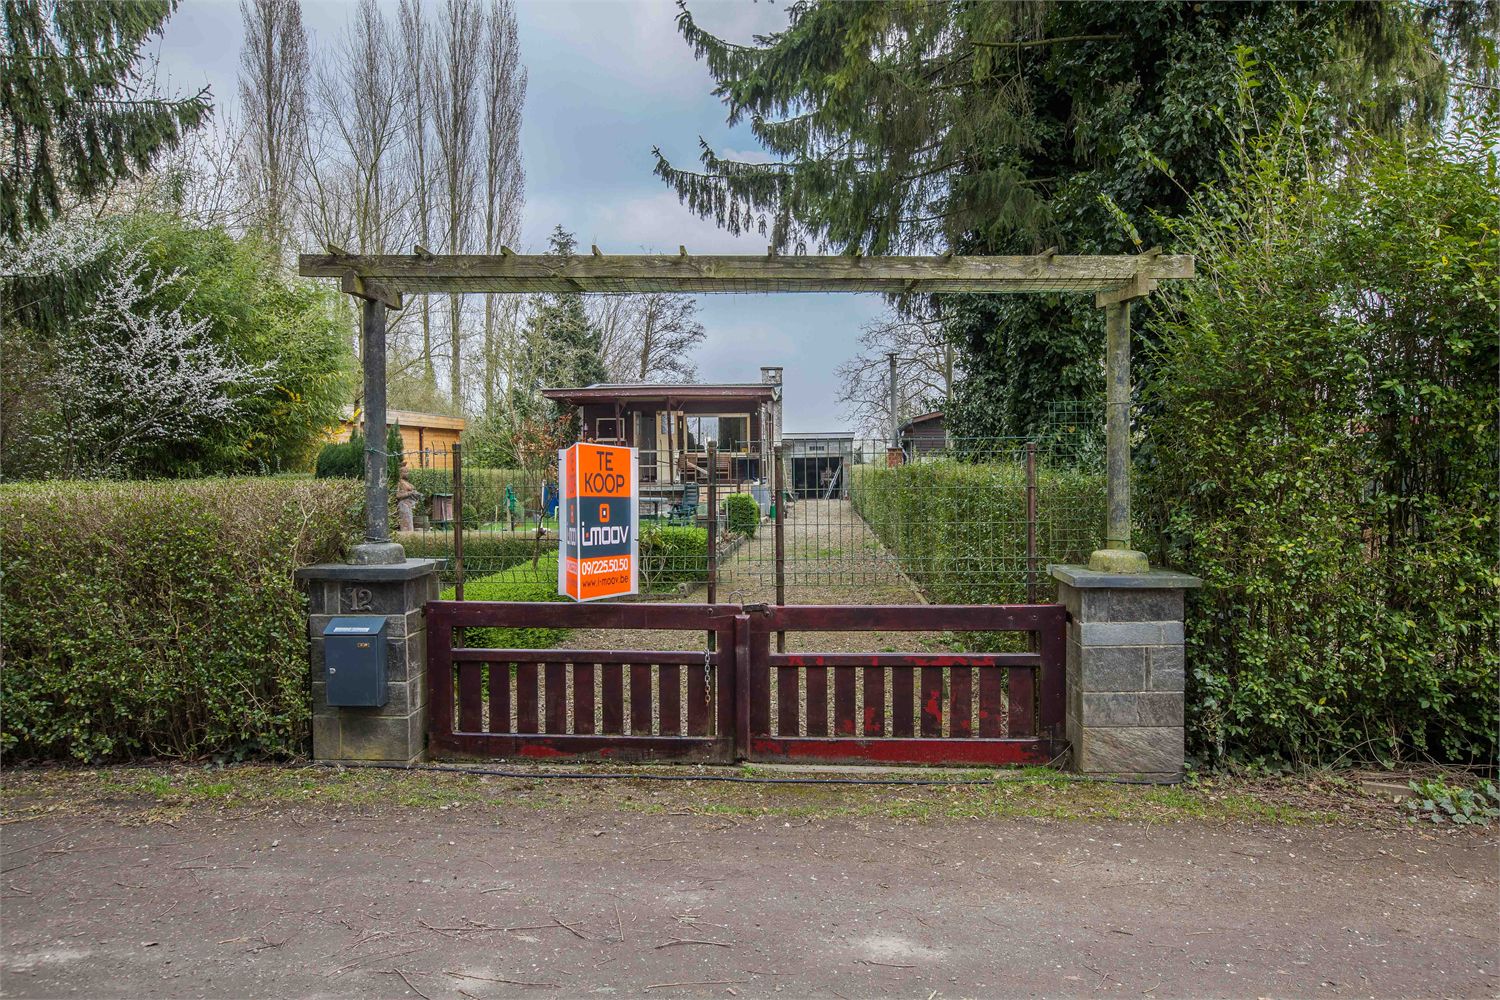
xmin=299 ymin=252 xmax=1192 ymax=297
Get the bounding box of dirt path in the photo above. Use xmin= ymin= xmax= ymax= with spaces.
xmin=3 ymin=795 xmax=1495 ymax=999
xmin=571 ymin=498 xmax=931 ymax=654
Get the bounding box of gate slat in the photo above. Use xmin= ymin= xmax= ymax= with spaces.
xmin=950 ymin=667 xmax=973 ymax=738
xmin=573 ymin=663 xmax=595 ymax=735
xmin=458 ymin=661 xmax=482 ymax=732
xmin=920 ymin=666 xmax=943 ymax=737
xmin=805 ymin=666 xmax=828 ymax=736
xmin=515 ymin=663 xmax=539 ymax=733
xmin=749 ymin=641 xmax=771 ymax=738
xmin=862 ymin=667 xmax=884 ymax=737
xmin=687 ymin=657 xmax=709 ymax=735
xmin=1008 ymin=667 xmax=1035 ymax=738
xmin=544 ymin=663 xmax=567 ymax=733
xmin=630 ymin=664 xmax=652 ymax=735
xmin=891 ymin=668 xmax=915 ymax=738
xmin=978 ymin=667 xmax=1004 ymax=738
xmin=487 ymin=662 xmax=510 ymax=734
xmin=659 ymin=664 xmax=681 ymax=735
xmin=833 ymin=666 xmax=857 ymax=736
xmin=601 ymin=663 xmax=624 ymax=734
xmin=777 ymin=665 xmax=800 ymax=737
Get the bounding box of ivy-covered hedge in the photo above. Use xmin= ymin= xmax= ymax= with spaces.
xmin=1 ymin=477 xmax=360 ymax=761
xmin=1140 ymin=118 xmax=1498 ymax=766
xmin=850 ymin=460 xmax=1105 ymax=604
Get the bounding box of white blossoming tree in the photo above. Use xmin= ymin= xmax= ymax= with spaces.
xmin=3 ymin=222 xmax=273 ymax=477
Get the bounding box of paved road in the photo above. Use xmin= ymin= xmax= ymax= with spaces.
xmin=3 ymin=807 xmax=1495 ymax=998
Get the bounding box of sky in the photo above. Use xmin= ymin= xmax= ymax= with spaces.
xmin=153 ymin=0 xmax=889 ymax=433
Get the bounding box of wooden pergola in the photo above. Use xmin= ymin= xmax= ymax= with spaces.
xmin=299 ymin=250 xmax=1193 ymax=570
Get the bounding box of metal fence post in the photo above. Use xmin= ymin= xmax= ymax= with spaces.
xmin=706 ymin=442 xmax=717 ymax=651
xmin=1025 ymin=441 xmax=1038 ymax=605
xmin=773 ymin=443 xmax=786 ymax=652
xmin=452 ymin=441 xmax=464 ymax=601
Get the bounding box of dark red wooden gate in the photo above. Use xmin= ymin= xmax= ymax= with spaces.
xmin=740 ymin=604 xmax=1066 ymax=767
xmin=426 ymin=601 xmax=1066 ymax=767
xmin=426 ymin=601 xmax=739 ymax=762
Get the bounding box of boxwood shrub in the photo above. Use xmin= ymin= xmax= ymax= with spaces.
xmin=1 ymin=477 xmax=361 ymax=761
xmin=640 ymin=525 xmax=708 ymax=589
xmin=724 ymin=493 xmax=760 ymax=538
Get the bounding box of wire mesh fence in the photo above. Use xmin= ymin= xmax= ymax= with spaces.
xmin=388 ymin=417 xmax=1106 ymax=608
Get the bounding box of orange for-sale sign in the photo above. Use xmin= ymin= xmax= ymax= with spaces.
xmin=558 ymin=442 xmax=638 ymax=602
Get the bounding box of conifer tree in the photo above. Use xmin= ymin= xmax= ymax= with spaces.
xmin=1 ymin=0 xmax=211 ymax=241
xmin=654 ymin=1 xmax=1490 ymax=436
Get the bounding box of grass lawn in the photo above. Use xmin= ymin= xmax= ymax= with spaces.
xmin=0 ymin=762 xmax=1419 ymax=828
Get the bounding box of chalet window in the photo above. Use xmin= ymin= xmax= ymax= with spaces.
xmin=595 ymin=417 xmax=622 ymax=440
xmin=685 ymin=415 xmax=749 ymax=451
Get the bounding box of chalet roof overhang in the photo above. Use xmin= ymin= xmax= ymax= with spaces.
xmin=542 ymin=383 xmax=777 ymax=407
xmin=298 ymin=250 xmax=1192 ymax=306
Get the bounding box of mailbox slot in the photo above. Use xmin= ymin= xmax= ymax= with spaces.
xmin=322 ymin=616 xmax=389 ymax=707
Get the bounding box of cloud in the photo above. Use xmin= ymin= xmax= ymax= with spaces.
xmin=523 ymin=189 xmax=770 ymax=254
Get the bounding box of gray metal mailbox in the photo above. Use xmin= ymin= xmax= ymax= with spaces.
xmin=322 ymin=616 xmax=388 ymax=707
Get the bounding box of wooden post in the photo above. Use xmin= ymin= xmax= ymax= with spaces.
xmin=452 ymin=441 xmax=464 ymax=601
xmin=774 ymin=443 xmax=786 ymax=653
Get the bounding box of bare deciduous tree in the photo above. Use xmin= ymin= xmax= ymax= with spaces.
xmin=479 ymin=0 xmax=526 ymax=412
xmin=238 ymin=0 xmax=308 ymax=252
xmin=836 ymin=308 xmax=961 ymax=437
xmin=588 ymin=293 xmax=706 ymax=383
xmin=429 ymin=0 xmax=483 ymax=408
xmin=397 ymin=0 xmax=436 ymax=389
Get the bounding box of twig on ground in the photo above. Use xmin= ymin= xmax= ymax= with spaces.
xmin=859 ymin=960 xmax=916 ymax=969
xmin=374 ymin=968 xmax=432 ymax=1000
xmin=445 ymin=970 xmax=559 ymax=988
xmin=655 ymin=937 xmax=731 ymax=949
xmin=644 ymin=981 xmax=748 ymax=991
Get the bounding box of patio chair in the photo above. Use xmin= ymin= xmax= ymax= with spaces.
xmin=667 ymin=482 xmax=700 ymax=525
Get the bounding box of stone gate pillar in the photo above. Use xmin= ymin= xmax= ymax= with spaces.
xmin=297 ymin=559 xmax=440 ymax=764
xmin=1050 ymin=565 xmax=1202 ymax=782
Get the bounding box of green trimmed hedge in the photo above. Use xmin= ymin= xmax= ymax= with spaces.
xmin=724 ymin=493 xmax=760 ymax=538
xmin=396 ymin=530 xmax=554 ymax=582
xmin=406 ymin=466 xmax=538 ymax=528
xmin=849 ymin=460 xmax=1105 ymax=605
xmin=640 ymin=525 xmax=708 ymax=589
xmin=440 ymin=552 xmax=569 ymax=649
xmin=1 ymin=477 xmax=361 ymax=761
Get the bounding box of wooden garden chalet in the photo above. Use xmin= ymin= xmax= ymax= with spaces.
xmin=542 ymin=371 xmax=782 ymax=488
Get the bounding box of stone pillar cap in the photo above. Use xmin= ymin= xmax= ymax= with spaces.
xmin=1049 ymin=564 xmax=1203 ymax=589
xmin=296 ymin=558 xmax=441 ymax=583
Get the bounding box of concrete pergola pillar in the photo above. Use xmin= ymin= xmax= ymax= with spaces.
xmin=298 ymin=275 xmax=439 ymax=763
xmin=1089 ymin=287 xmax=1153 ymax=574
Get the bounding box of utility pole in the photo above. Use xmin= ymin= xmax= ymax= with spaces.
xmin=887 ymin=351 xmax=900 ymax=448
